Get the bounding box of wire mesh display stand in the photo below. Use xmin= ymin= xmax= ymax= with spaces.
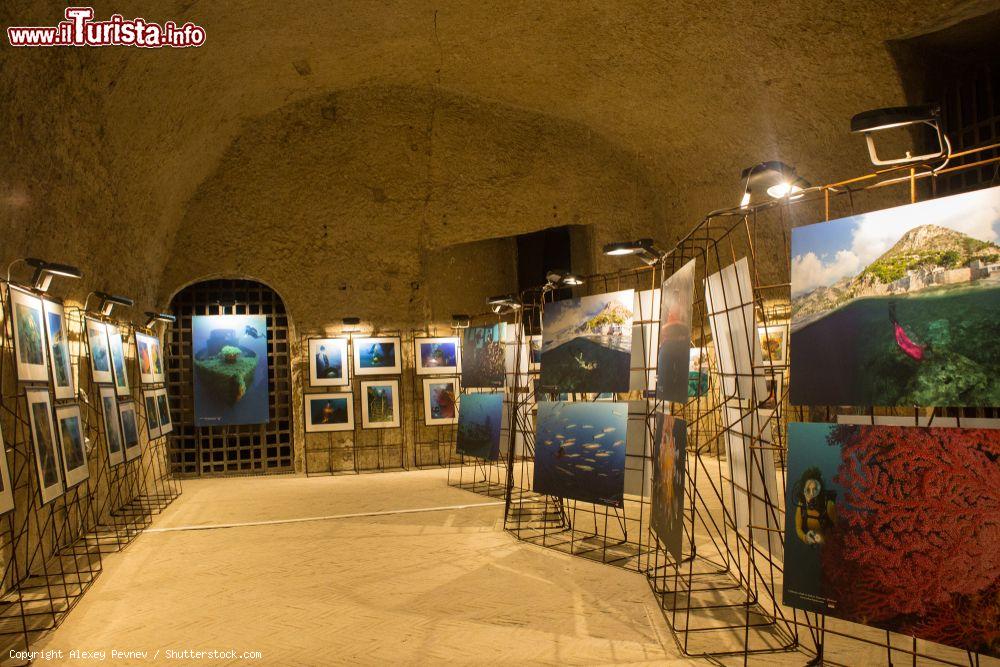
xmin=302 ymin=329 xmax=408 ymax=475
xmin=128 ymin=323 xmax=182 ymax=516
xmin=410 ymin=328 xmax=462 ymax=470
xmin=644 ymin=140 xmax=1000 ymax=666
xmin=446 ymin=314 xmax=512 ymax=499
xmin=503 ymin=270 xmax=658 ymax=572
xmin=0 ymin=284 xmax=104 ymax=662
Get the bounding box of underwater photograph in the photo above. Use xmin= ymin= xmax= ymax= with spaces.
xmin=355 ymin=337 xmax=400 ymax=374
xmin=56 ymin=406 xmax=88 ymax=478
xmin=455 ymin=392 xmax=503 ymax=460
xmin=120 ymin=404 xmax=140 ymax=447
xmin=28 ymin=394 xmax=62 ymax=498
xmin=651 ymin=413 xmax=686 ymax=562
xmin=416 ymin=338 xmax=459 ymax=374
xmin=791 ymin=185 xmax=1000 ymax=407
xmin=157 ymin=392 xmax=172 ymax=431
xmin=101 ymin=391 xmax=123 ymax=458
xmin=309 ymin=338 xmax=348 ymax=386
xmin=657 ymin=260 xmax=695 ymax=403
xmin=44 ymin=302 xmax=74 ymax=396
xmin=783 ymin=422 xmax=1000 ymax=658
xmin=461 ymin=324 xmax=506 ymax=388
xmin=306 ymin=393 xmax=353 ymax=432
xmin=87 ymin=319 xmax=112 ymax=378
xmin=539 ymin=290 xmax=634 ymax=394
xmin=192 ymin=315 xmax=270 ymax=426
xmin=362 ymin=381 xmax=399 ymax=428
xmin=145 ymin=395 xmax=161 ymax=437
xmin=107 ymin=325 xmax=130 ymax=395
xmin=423 ymin=379 xmax=458 ymax=425
xmin=533 ymin=401 xmax=627 ymax=507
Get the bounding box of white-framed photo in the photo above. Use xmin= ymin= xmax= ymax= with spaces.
xmin=135 ymin=332 xmax=159 ymax=385
xmin=42 ymin=299 xmax=75 ymax=400
xmin=308 ymin=338 xmax=350 ymax=387
xmin=99 ymin=385 xmax=125 ymax=467
xmin=304 ymin=392 xmax=355 ymax=432
xmin=55 ymin=403 xmax=90 ymax=488
xmin=757 ymin=324 xmax=788 ymax=365
xmin=106 ymin=323 xmax=131 ymax=397
xmin=9 ymin=286 xmax=49 ymax=383
xmin=144 ymin=392 xmax=162 ymax=440
xmin=0 ymin=422 xmax=16 ymax=515
xmin=118 ymin=400 xmax=142 ymax=462
xmin=353 ymin=337 xmax=402 ymax=376
xmin=155 ymin=388 xmax=173 ymax=436
xmin=413 ymin=337 xmax=461 ymax=375
xmin=25 ymin=388 xmax=64 ymax=504
xmin=422 ymin=377 xmax=459 ymax=425
xmin=360 ymin=380 xmax=400 ymax=429
xmin=86 ymin=318 xmax=114 ymax=385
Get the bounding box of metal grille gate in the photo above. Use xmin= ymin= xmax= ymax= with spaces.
xmin=166 ymin=279 xmax=294 ymax=476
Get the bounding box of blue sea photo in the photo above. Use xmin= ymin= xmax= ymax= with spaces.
xmin=456 ymin=392 xmax=503 ymax=460
xmin=192 ymin=314 xmax=269 ymax=426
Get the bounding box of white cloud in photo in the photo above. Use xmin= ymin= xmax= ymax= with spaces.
xmin=791 ymin=249 xmax=860 ymax=296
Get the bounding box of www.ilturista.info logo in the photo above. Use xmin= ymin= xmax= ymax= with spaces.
xmin=7 ymin=7 xmax=205 ymax=48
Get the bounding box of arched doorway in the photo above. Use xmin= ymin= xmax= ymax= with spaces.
xmin=166 ymin=279 xmax=294 ymax=476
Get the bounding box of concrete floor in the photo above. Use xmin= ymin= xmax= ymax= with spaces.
xmin=37 ymin=469 xmax=695 ymax=666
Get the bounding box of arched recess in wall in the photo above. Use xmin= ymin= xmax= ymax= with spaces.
xmin=166 ymin=278 xmax=293 ymax=476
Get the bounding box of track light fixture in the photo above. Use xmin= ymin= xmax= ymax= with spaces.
xmin=91 ymin=291 xmax=134 ymax=317
xmin=739 ymin=161 xmax=809 ymax=208
xmin=602 ymin=238 xmax=663 ymax=266
xmin=450 ymin=314 xmax=471 ymax=329
xmin=850 ymin=103 xmax=948 ymax=166
xmin=341 ymin=316 xmax=361 ymax=333
xmin=144 ymin=311 xmax=176 ymax=328
xmin=544 ymin=269 xmax=584 ymax=288
xmin=487 ymin=294 xmax=522 ymax=314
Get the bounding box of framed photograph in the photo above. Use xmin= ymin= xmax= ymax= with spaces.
xmin=308 ymin=338 xmax=350 ymax=387
xmin=304 ymin=392 xmax=355 ymax=432
xmin=527 ymin=335 xmax=542 ymax=371
xmin=0 ymin=423 xmax=17 ymax=515
xmin=25 ymin=388 xmax=63 ymax=504
xmin=155 ymin=388 xmax=173 ymax=436
xmin=55 ymin=403 xmax=90 ymax=488
xmin=360 ymin=380 xmax=400 ymax=428
xmin=414 ymin=337 xmax=461 ymax=375
xmin=758 ymin=324 xmax=788 ymax=365
xmin=99 ymin=386 xmax=125 ymax=467
xmin=43 ymin=299 xmax=75 ymax=400
xmin=86 ymin=318 xmax=114 ymax=385
xmin=353 ymin=337 xmax=401 ymax=376
xmin=192 ymin=314 xmax=269 ymax=426
xmin=422 ymin=377 xmax=458 ymax=425
xmin=144 ymin=392 xmax=162 ymax=440
xmin=461 ymin=324 xmax=506 ymax=389
xmin=118 ymin=400 xmax=142 ymax=462
xmin=9 ymin=286 xmax=49 ymax=383
xmin=135 ymin=332 xmax=162 ymax=385
xmin=106 ymin=323 xmax=131 ymax=397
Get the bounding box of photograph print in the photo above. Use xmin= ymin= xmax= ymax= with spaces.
xmin=527 ymin=335 xmax=542 ymax=371
xmin=656 ymin=259 xmax=696 ymax=403
xmin=651 ymin=412 xmax=687 ymax=563
xmin=304 ymin=392 xmax=354 ymax=433
xmin=145 ymin=393 xmax=162 ymax=440
xmin=422 ymin=378 xmax=458 ymax=426
xmin=308 ymin=338 xmax=349 ymax=387
xmin=353 ymin=337 xmax=401 ymax=376
xmin=414 ymin=337 xmax=461 ymax=375
xmin=461 ymin=324 xmax=506 ymax=388
xmin=55 ymin=403 xmax=90 ymax=488
xmin=455 ymin=392 xmax=503 ymax=460
xmin=688 ymin=347 xmax=710 ymax=398
xmin=118 ymin=400 xmax=142 ymax=462
xmin=758 ymin=324 xmax=787 ymax=364
xmin=192 ymin=314 xmax=270 ymax=427
xmin=533 ymin=401 xmax=627 ymax=507
xmin=539 ymin=289 xmax=634 ymax=394
xmin=26 ymin=388 xmax=63 ymax=504
xmin=360 ymin=380 xmax=400 ymax=429
xmin=155 ymin=388 xmax=173 ymax=435
xmin=43 ymin=299 xmax=75 ymax=400
xmin=783 ymin=422 xmax=1000 ymax=658
xmin=791 ymin=185 xmax=1000 ymax=407
xmin=135 ymin=331 xmax=164 ymax=385
xmin=0 ymin=424 xmax=15 ymax=515
xmin=106 ymin=323 xmax=131 ymax=397
xmin=86 ymin=317 xmax=114 ymax=385
xmin=9 ymin=286 xmax=49 ymax=383
xmin=100 ymin=385 xmax=125 ymax=467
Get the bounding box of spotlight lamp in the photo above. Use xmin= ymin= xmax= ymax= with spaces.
xmin=602 ymin=238 xmax=663 ymax=266
xmin=21 ymin=258 xmax=82 ymax=292
xmin=544 ymin=269 xmax=584 ymax=288
xmin=739 ymin=161 xmax=810 ymax=208
xmin=144 ymin=311 xmax=176 ymax=328
xmin=450 ymin=314 xmax=471 ymax=329
xmin=850 ymin=104 xmax=948 ymax=167
xmin=92 ymin=291 xmax=135 ymax=317
xmin=487 ymin=294 xmax=522 ymax=314
xmin=341 ymin=316 xmax=362 ymax=333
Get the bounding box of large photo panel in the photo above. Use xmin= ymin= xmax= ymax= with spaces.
xmin=192 ymin=315 xmax=270 ymax=426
